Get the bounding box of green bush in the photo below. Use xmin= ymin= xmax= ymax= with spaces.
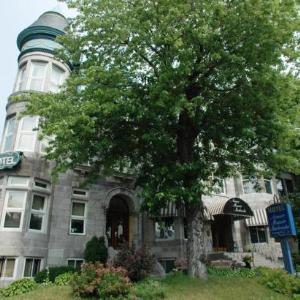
xmin=207 ymin=266 xmax=256 ymax=278
xmin=134 ymin=279 xmax=166 ymax=299
xmin=84 ymin=236 xmax=108 ymax=264
xmin=0 ymin=278 xmax=37 ymax=297
xmin=34 ymin=266 xmax=75 ymax=283
xmin=257 ymin=267 xmax=300 ymax=296
xmin=71 ymin=262 xmax=132 ymax=298
xmin=113 ymin=245 xmax=155 ymax=282
xmin=54 ymin=272 xmax=74 ymax=286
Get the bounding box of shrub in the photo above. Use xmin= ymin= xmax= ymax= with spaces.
xmin=257 ymin=267 xmax=300 ymax=296
xmin=207 ymin=266 xmax=256 ymax=278
xmin=71 ymin=262 xmax=131 ymax=298
xmin=84 ymin=236 xmax=108 ymax=264
xmin=113 ymin=245 xmax=155 ymax=282
xmin=243 ymin=255 xmax=252 ymax=269
xmin=0 ymin=278 xmax=37 ymax=297
xmin=34 ymin=266 xmax=75 ymax=283
xmin=55 ymin=272 xmax=74 ymax=286
xmin=134 ymin=279 xmax=166 ymax=299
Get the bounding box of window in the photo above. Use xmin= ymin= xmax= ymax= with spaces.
xmin=242 ymin=176 xmax=258 ymax=194
xmin=16 ymin=64 xmax=27 ymax=91
xmin=29 ymin=194 xmax=47 ymax=232
xmin=213 ymin=179 xmax=226 ymax=194
xmin=67 ymin=259 xmax=84 ymax=270
xmin=1 ymin=190 xmax=27 ymax=229
xmin=70 ymin=201 xmax=86 ymax=234
xmin=158 ymin=258 xmax=175 ymax=273
xmin=49 ymin=65 xmax=65 ymax=92
xmin=285 ymin=179 xmax=294 ymax=193
xmin=0 ymin=258 xmax=16 ymax=278
xmin=155 ymin=218 xmax=175 ymax=240
xmin=23 ymin=258 xmax=41 ymax=277
xmin=276 ymin=178 xmax=285 ymax=196
xmin=0 ymin=177 xmax=4 ymax=187
xmin=16 ymin=116 xmax=38 ymax=152
xmin=264 ymin=179 xmax=273 ymax=194
xmin=2 ymin=117 xmax=16 ymax=152
xmin=72 ymin=189 xmax=88 ymax=198
xmin=250 ymin=226 xmax=267 ymax=244
xmin=28 ymin=61 xmax=47 ymax=91
xmin=34 ymin=180 xmax=49 ymax=190
xmin=7 ymin=176 xmax=29 ymax=187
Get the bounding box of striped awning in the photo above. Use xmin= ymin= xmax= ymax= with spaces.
xmin=245 ymin=209 xmax=268 ymax=227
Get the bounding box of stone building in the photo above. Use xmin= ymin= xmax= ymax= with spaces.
xmin=0 ymin=9 xmax=298 ymax=286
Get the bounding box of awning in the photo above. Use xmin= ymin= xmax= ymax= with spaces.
xmin=203 ymin=197 xmax=253 ymax=220
xmin=245 ymin=209 xmax=268 ymax=227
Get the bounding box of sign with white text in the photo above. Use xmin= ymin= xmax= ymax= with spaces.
xmin=0 ymin=152 xmax=22 ymax=170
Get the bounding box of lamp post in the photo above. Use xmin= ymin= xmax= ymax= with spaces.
xmin=0 ymin=256 xmax=6 ymax=278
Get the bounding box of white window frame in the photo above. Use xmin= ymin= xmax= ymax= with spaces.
xmin=0 ymin=176 xmax=5 ymax=188
xmin=28 ymin=193 xmax=48 ymax=233
xmin=23 ymin=257 xmax=42 ymax=278
xmin=69 ymin=201 xmax=87 ymax=235
xmin=7 ymin=176 xmax=30 ymax=188
xmin=0 ymin=257 xmax=17 ymax=279
xmin=2 ymin=116 xmax=17 ymax=153
xmin=155 ymin=218 xmax=176 ymax=241
xmin=26 ymin=61 xmax=48 ymax=91
xmin=15 ymin=63 xmax=27 ymax=92
xmin=15 ymin=116 xmax=39 ymax=152
xmin=67 ymin=258 xmax=84 ymax=269
xmin=1 ymin=190 xmax=27 ymax=231
xmin=241 ymin=175 xmax=258 ymax=194
xmin=212 ymin=178 xmax=226 ymax=195
xmin=72 ymin=189 xmax=88 ymax=199
xmin=49 ymin=64 xmax=65 ymax=93
xmin=264 ymin=178 xmax=273 ymax=194
xmin=33 ymin=179 xmax=50 ymax=191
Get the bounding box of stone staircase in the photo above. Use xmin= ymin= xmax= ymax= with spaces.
xmin=208 ymin=251 xmax=284 ymax=269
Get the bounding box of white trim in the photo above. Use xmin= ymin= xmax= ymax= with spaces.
xmin=22 ymin=257 xmax=43 ymax=278
xmin=69 ymin=200 xmax=87 ymax=235
xmin=1 ymin=116 xmax=17 ymax=153
xmin=26 ymin=60 xmax=48 ymax=91
xmin=7 ymin=176 xmax=30 ymax=188
xmin=28 ymin=193 xmax=48 ymax=233
xmin=1 ymin=190 xmax=27 ymax=231
xmin=67 ymin=258 xmax=84 ymax=269
xmin=0 ymin=257 xmax=18 ymax=279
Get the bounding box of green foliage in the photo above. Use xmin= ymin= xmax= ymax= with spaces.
xmin=113 ymin=245 xmax=155 ymax=282
xmin=133 ymin=279 xmax=166 ymax=299
xmin=54 ymin=272 xmax=74 ymax=286
xmin=242 ymin=255 xmax=253 ymax=269
xmin=34 ymin=266 xmax=75 ymax=283
xmin=257 ymin=267 xmax=300 ymax=296
xmin=71 ymin=262 xmax=131 ymax=299
xmin=84 ymin=236 xmax=108 ymax=264
xmin=207 ymin=266 xmax=256 ymax=278
xmin=0 ymin=278 xmax=37 ymax=297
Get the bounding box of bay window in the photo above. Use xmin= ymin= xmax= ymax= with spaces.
xmin=16 ymin=116 xmax=38 ymax=152
xmin=28 ymin=61 xmax=47 ymax=91
xmin=29 ymin=194 xmax=47 ymax=232
xmin=15 ymin=64 xmax=27 ymax=91
xmin=49 ymin=64 xmax=65 ymax=92
xmin=70 ymin=201 xmax=86 ymax=235
xmin=1 ymin=190 xmax=27 ymax=230
xmin=2 ymin=117 xmax=16 ymax=152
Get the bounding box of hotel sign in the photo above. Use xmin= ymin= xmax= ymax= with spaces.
xmin=266 ymin=203 xmax=297 ymax=238
xmin=0 ymin=152 xmax=22 ymax=170
xmin=223 ymin=198 xmax=253 ymax=217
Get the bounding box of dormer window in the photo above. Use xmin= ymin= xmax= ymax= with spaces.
xmin=28 ymin=61 xmax=47 ymax=91
xmin=49 ymin=64 xmax=65 ymax=92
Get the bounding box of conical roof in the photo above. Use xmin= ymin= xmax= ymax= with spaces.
xmin=17 ymin=10 xmax=68 ymax=51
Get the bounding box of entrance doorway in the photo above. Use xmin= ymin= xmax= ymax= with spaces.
xmin=211 ymin=215 xmax=233 ymax=252
xmin=106 ymin=196 xmax=129 ymax=249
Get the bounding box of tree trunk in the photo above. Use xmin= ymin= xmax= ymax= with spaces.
xmin=186 ymin=201 xmax=207 ymax=278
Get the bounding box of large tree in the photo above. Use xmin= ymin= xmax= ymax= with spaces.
xmin=25 ymin=0 xmax=300 ymax=277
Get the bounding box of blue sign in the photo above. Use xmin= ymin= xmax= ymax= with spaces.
xmin=266 ymin=203 xmax=297 ymax=238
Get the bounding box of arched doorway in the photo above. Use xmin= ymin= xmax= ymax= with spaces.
xmin=106 ymin=196 xmax=129 ymax=249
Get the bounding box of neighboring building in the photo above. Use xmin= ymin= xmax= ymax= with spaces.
xmin=0 ymin=9 xmax=298 ymax=285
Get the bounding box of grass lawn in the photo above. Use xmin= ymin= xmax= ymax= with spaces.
xmin=0 ymin=274 xmax=289 ymax=300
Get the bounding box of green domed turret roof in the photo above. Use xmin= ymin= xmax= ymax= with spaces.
xmin=17 ymin=10 xmax=68 ymax=53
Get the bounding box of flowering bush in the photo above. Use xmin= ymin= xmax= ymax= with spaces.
xmin=71 ymin=262 xmax=131 ymax=298
xmin=113 ymin=245 xmax=155 ymax=282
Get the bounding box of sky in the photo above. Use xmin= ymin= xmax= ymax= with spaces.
xmin=0 ymin=0 xmax=73 ymax=139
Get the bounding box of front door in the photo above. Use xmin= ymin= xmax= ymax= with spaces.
xmin=211 ymin=215 xmax=233 ymax=252
xmin=106 ymin=196 xmax=129 ymax=249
